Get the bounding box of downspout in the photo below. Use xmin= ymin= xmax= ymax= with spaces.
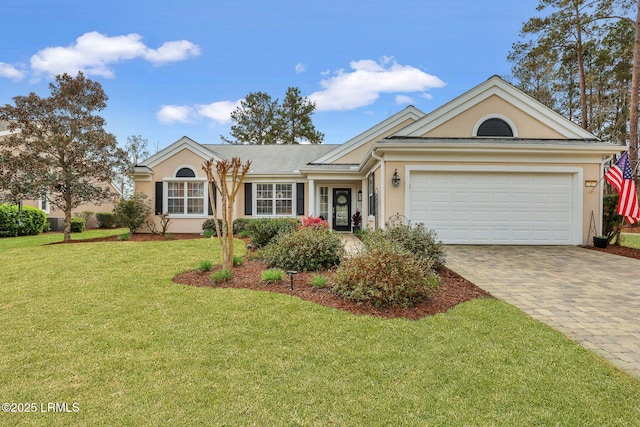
xmin=371 ymin=149 xmax=385 ymax=229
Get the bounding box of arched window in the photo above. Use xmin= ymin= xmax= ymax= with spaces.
xmin=176 ymin=167 xmax=196 ymax=178
xmin=476 ymin=118 xmax=514 ymax=137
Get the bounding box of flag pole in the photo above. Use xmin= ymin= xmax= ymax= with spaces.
xmin=588 ymin=151 xmax=626 ymax=191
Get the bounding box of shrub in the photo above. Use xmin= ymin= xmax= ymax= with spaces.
xmin=334 ymin=238 xmax=440 ymax=308
xmin=300 ymin=216 xmax=328 ymax=229
xmin=117 ymin=233 xmax=130 ymax=241
xmin=311 ymin=275 xmax=328 ymax=289
xmin=198 ymin=260 xmax=214 ymax=272
xmin=262 ymin=226 xmax=344 ymax=272
xmin=70 ymin=218 xmax=86 ymax=233
xmin=233 ymin=255 xmax=244 ymax=267
xmin=17 ymin=206 xmax=47 ymax=236
xmin=114 ymin=193 xmax=152 ymax=234
xmin=202 ymin=218 xmax=225 ymax=234
xmin=0 ymin=204 xmax=19 ymax=237
xmin=96 ymin=212 xmax=118 ymax=229
xmin=261 ymin=268 xmax=284 ymax=283
xmin=246 ymin=217 xmax=298 ymax=248
xmin=376 ymin=222 xmax=446 ymax=266
xmin=233 ymin=218 xmax=252 ymax=235
xmin=212 ymin=268 xmax=233 ymax=282
xmin=74 ymin=211 xmax=94 ymax=227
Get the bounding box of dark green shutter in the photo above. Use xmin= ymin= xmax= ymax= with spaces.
xmin=296 ymin=183 xmax=305 ymax=216
xmin=155 ymin=182 xmax=163 ymax=215
xmin=244 ymin=183 xmax=252 ymax=216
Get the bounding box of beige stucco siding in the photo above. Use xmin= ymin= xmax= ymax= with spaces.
xmin=333 ymin=118 xmax=417 ymax=164
xmin=422 ymin=95 xmax=566 ymax=139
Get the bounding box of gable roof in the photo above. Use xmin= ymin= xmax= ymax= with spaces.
xmin=309 ymin=105 xmax=425 ymax=164
xmin=205 ymin=144 xmax=338 ymax=175
xmin=140 ymin=136 xmax=220 ymax=168
xmin=394 ymin=75 xmax=597 ymax=140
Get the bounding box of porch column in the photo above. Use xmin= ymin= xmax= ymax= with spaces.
xmin=308 ymin=179 xmax=315 ymax=216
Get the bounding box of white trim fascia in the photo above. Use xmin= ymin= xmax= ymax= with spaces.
xmin=310 ymin=105 xmax=425 ymax=164
xmin=142 ymin=136 xmax=221 ymax=169
xmin=395 ymin=76 xmax=597 ymax=140
xmin=404 ymin=164 xmax=584 ymax=245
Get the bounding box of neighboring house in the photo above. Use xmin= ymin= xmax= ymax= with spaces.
xmin=134 ymin=76 xmax=622 ymax=245
xmin=0 ymin=120 xmax=120 ymax=230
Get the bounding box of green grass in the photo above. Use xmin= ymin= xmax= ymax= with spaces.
xmin=0 ymin=233 xmax=639 ymax=425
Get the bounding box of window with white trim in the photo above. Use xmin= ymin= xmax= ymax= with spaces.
xmin=166 ymin=167 xmax=206 ymax=216
xmin=255 ymin=183 xmax=293 ymax=216
xmin=38 ymin=195 xmax=50 ymax=214
xmin=319 ymin=187 xmax=328 ymax=220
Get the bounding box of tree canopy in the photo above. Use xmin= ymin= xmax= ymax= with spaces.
xmin=221 ymin=87 xmax=324 ymax=145
xmin=0 ymin=72 xmax=127 ymax=241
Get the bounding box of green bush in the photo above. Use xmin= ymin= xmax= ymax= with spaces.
xmin=198 ymin=260 xmax=214 ymax=272
xmin=202 ymin=218 xmax=225 ymax=234
xmin=261 ymin=268 xmax=284 ymax=283
xmin=262 ymin=226 xmax=344 ymax=272
xmin=0 ymin=205 xmax=46 ymax=237
xmin=246 ymin=217 xmax=298 ymax=248
xmin=114 ymin=193 xmax=152 ymax=234
xmin=0 ymin=204 xmax=19 ymax=237
xmin=70 ymin=218 xmax=85 ymax=233
xmin=375 ymin=222 xmax=446 ymax=266
xmin=96 ymin=212 xmax=118 ymax=229
xmin=211 ymin=268 xmax=233 ymax=282
xmin=233 ymin=218 xmax=252 ymax=234
xmin=311 ymin=275 xmax=328 ymax=289
xmin=334 ymin=238 xmax=440 ymax=308
xmin=233 ymin=255 xmax=244 ymax=267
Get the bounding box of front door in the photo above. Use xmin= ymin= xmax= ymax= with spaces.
xmin=332 ymin=188 xmax=351 ymax=231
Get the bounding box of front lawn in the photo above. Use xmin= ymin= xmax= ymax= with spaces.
xmin=0 ymin=234 xmax=639 ymax=425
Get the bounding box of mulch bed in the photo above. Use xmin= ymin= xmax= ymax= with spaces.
xmin=58 ymin=231 xmax=640 ymax=319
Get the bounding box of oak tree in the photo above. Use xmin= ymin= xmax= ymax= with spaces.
xmin=0 ymin=72 xmax=127 ymax=241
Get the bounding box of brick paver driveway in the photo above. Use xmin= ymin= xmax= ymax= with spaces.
xmin=446 ymin=246 xmax=640 ymax=379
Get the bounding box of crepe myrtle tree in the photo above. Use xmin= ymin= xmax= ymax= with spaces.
xmin=202 ymin=157 xmax=251 ymax=270
xmin=0 ymin=72 xmax=127 ymax=241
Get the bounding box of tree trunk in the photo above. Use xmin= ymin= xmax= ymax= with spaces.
xmin=574 ymin=2 xmax=589 ymax=130
xmin=63 ymin=200 xmax=72 ymax=242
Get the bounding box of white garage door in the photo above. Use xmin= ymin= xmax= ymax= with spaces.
xmin=408 ymin=171 xmax=577 ymax=245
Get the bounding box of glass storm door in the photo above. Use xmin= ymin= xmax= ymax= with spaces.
xmin=332 ymin=188 xmax=351 ymax=232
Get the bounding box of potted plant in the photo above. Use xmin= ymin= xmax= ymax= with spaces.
xmin=351 ymin=210 xmax=362 ymax=232
xmin=593 ymin=235 xmax=609 ymax=248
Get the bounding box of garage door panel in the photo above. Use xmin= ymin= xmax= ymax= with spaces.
xmin=409 ymin=171 xmax=575 ymax=245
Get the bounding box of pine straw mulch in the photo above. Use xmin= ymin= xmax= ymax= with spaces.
xmin=59 ymin=231 xmax=640 ymax=320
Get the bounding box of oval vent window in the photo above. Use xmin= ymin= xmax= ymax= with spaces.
xmin=176 ymin=167 xmax=196 ymax=178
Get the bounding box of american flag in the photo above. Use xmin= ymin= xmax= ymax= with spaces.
xmin=604 ymin=152 xmax=640 ymax=224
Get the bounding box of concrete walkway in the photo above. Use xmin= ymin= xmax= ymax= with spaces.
xmin=446 ymin=246 xmax=640 ymax=379
xmin=340 ymin=233 xmax=364 ymax=255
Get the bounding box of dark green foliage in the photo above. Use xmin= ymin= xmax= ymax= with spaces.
xmin=232 ymin=218 xmax=251 ymax=234
xmin=113 ymin=193 xmax=152 ymax=234
xmin=262 ymin=226 xmax=344 ymax=272
xmin=0 ymin=204 xmax=47 ymax=237
xmin=334 ymin=238 xmax=440 ymax=308
xmin=378 ymin=222 xmax=446 ymax=266
xmin=602 ymin=194 xmax=623 ymax=243
xmin=246 ymin=217 xmax=298 ymax=248
xmin=96 ymin=212 xmax=118 ymax=229
xmin=70 ymin=218 xmax=85 ymax=233
xmin=17 ymin=206 xmax=47 ymax=236
xmin=202 ymin=218 xmax=225 ymax=234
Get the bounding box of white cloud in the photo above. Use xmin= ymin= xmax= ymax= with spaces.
xmin=0 ymin=62 xmax=25 ymax=81
xmin=295 ymin=63 xmax=307 ymax=73
xmin=156 ymin=105 xmax=195 ymax=124
xmin=30 ymin=31 xmax=200 ymax=78
xmin=395 ymin=95 xmax=414 ymax=105
xmin=195 ymin=100 xmax=241 ymax=124
xmin=309 ymin=58 xmax=445 ymax=111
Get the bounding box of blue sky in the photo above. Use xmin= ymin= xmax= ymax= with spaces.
xmin=0 ymin=0 xmax=541 ymax=152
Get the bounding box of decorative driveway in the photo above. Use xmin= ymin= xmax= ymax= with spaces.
xmin=446 ymin=246 xmax=640 ymax=379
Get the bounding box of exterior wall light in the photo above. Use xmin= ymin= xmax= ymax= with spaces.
xmin=391 ymin=169 xmax=401 ymax=188
xmin=357 ymin=190 xmax=362 ymax=201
